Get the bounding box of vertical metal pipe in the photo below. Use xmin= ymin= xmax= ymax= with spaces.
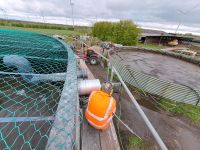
xmin=94 ymin=46 xmax=167 ymax=149
xmin=110 ymin=67 xmax=114 ymax=83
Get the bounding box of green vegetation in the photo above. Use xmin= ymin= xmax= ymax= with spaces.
xmin=0 ymin=19 xmax=67 ymax=30
xmin=127 ymin=83 xmax=200 ymax=125
xmin=92 ymin=20 xmax=141 ymax=46
xmin=92 ymin=21 xmax=114 ymax=41
xmin=0 ymin=25 xmax=78 ymax=36
xmin=118 ymin=130 xmax=155 ymax=150
xmin=0 ymin=19 xmax=91 ymax=36
xmin=75 ymin=27 xmax=92 ymax=35
xmin=127 ymin=136 xmax=155 ymax=150
xmin=137 ymin=43 xmax=164 ymax=49
xmin=129 ymin=136 xmax=143 ymax=146
xmin=159 ymin=99 xmax=200 ymax=124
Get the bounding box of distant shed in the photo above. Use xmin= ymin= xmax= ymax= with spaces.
xmin=141 ymin=34 xmax=193 ymax=46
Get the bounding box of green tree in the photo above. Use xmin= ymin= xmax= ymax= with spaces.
xmin=112 ymin=20 xmax=140 ymax=46
xmin=92 ymin=22 xmax=114 ymax=41
xmin=92 ymin=20 xmax=140 ymax=46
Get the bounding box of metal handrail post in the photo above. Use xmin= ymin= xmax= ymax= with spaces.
xmin=112 ymin=67 xmax=168 ymax=150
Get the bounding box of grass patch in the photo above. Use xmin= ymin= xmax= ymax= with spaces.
xmin=160 ymin=99 xmax=200 ymax=124
xmin=117 ymin=130 xmax=155 ymax=150
xmin=127 ymin=135 xmax=155 ymax=150
xmin=137 ymin=43 xmax=164 ymax=50
xmin=129 ymin=136 xmax=143 ymax=146
xmin=0 ymin=26 xmax=79 ymax=36
xmin=0 ymin=19 xmax=91 ymax=35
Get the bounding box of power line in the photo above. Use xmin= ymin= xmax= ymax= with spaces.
xmin=40 ymin=11 xmax=46 ymax=23
xmin=175 ymin=2 xmax=200 ymax=33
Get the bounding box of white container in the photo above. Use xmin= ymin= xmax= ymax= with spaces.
xmin=78 ymin=79 xmax=101 ymax=96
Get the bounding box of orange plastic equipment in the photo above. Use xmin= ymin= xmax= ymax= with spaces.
xmin=85 ymin=90 xmax=116 ymax=130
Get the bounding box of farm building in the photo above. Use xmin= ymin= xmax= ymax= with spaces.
xmin=140 ymin=34 xmax=193 ymax=46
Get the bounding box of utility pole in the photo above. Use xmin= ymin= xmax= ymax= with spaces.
xmin=0 ymin=8 xmax=7 ymax=20
xmin=41 ymin=12 xmax=46 ymax=23
xmin=175 ymin=21 xmax=181 ymax=34
xmin=69 ymin=0 xmax=75 ymax=28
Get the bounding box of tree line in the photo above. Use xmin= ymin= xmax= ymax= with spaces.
xmin=0 ymin=20 xmax=67 ymax=30
xmin=92 ymin=20 xmax=140 ymax=46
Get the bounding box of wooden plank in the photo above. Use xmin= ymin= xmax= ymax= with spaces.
xmin=100 ymin=121 xmax=120 ymax=150
xmin=80 ymin=59 xmax=120 ymax=150
xmin=81 ymin=112 xmax=101 ymax=150
xmin=80 ymin=59 xmax=101 ymax=150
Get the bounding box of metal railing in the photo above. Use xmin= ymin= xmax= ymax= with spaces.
xmin=78 ymin=40 xmax=200 ymax=149
xmin=110 ymin=56 xmax=200 ymax=106
xmin=92 ymin=46 xmax=168 ymax=150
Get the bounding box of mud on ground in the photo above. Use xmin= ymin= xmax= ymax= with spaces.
xmin=87 ymin=64 xmax=200 ymax=150
xmin=114 ymin=51 xmax=200 ymax=90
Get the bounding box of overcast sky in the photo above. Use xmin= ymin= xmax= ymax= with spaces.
xmin=0 ymin=0 xmax=200 ymax=34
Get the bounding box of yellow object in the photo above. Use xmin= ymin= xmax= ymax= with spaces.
xmin=85 ymin=90 xmax=116 ymax=130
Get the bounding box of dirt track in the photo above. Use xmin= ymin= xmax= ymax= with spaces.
xmin=87 ymin=64 xmax=200 ymax=150
xmin=115 ymin=51 xmax=200 ymax=89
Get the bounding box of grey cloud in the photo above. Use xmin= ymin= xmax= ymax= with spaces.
xmin=1 ymin=0 xmax=199 ymax=22
xmin=0 ymin=0 xmax=199 ymax=33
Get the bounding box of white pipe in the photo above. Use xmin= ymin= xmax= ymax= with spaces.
xmin=112 ymin=67 xmax=168 ymax=150
xmin=78 ymin=79 xmax=101 ymax=96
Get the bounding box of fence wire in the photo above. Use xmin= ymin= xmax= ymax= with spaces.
xmin=0 ymin=29 xmax=78 ymax=149
xmin=110 ymin=51 xmax=200 ymax=123
xmin=110 ymin=56 xmax=200 ymax=106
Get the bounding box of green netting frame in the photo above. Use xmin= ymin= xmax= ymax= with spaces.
xmin=0 ymin=29 xmax=78 ymax=149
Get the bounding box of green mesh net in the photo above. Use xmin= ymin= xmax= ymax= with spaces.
xmin=0 ymin=29 xmax=78 ymax=149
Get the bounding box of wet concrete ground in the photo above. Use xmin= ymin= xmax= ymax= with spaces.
xmin=87 ymin=64 xmax=200 ymax=150
xmin=115 ymin=51 xmax=200 ymax=89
